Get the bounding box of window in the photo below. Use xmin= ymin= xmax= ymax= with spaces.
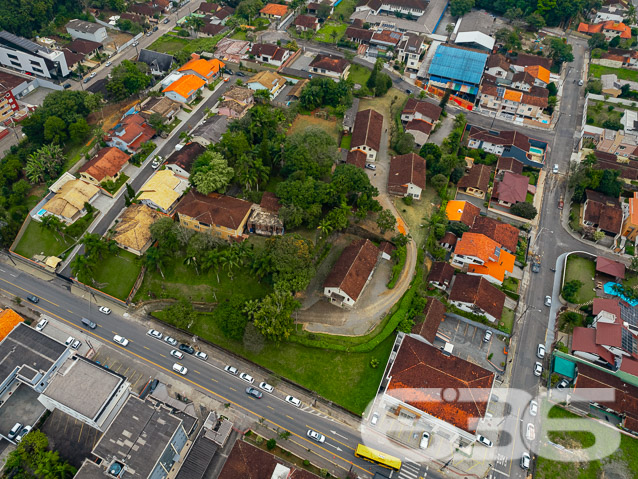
xmin=7 ymin=54 xmax=18 ymax=60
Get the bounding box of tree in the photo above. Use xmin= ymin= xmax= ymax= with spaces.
xmin=630 ymin=256 xmax=638 ymax=272
xmin=246 ymin=291 xmax=300 ymax=343
xmin=191 ymin=151 xmax=234 ymax=194
xmin=598 ymin=169 xmax=622 ymax=197
xmin=548 ymin=38 xmax=574 ymax=64
xmin=510 ymin=201 xmax=538 ymax=219
xmin=450 ymin=0 xmax=475 ymax=16
xmin=164 ymin=299 xmax=196 ymax=329
xmin=184 ymin=14 xmax=205 ymax=33
xmin=431 ymin=173 xmax=449 ymax=191
xmin=317 ymin=3 xmax=331 ymax=19
xmin=69 ymin=118 xmax=91 ymax=144
xmin=217 ymin=296 xmax=249 ymax=340
xmin=562 ymin=279 xmax=583 ymax=303
xmin=377 ymin=209 xmax=397 ymax=233
xmin=106 ymin=60 xmax=152 ymax=100
xmin=299 ymin=77 xmax=352 ymax=110
xmin=253 ymin=88 xmax=271 ymax=103
xmin=525 ymin=12 xmax=545 ymax=31
xmin=253 ymin=234 xmax=315 ymax=292
xmin=609 ymin=35 xmax=621 ymax=48
xmin=588 ymin=32 xmax=608 ymax=50
xmin=44 ymin=116 xmax=68 ymax=144
xmin=592 ymin=230 xmax=606 ymax=242
xmin=283 ymin=127 xmax=339 ymax=178
xmin=393 ymin=132 xmax=416 ymax=154
xmin=505 ymin=7 xmax=523 ymax=23
xmin=150 ymin=217 xmax=179 ymax=252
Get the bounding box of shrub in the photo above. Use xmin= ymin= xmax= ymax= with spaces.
xmin=303 ymin=460 xmax=311 ymax=467
xmin=562 ymin=280 xmax=583 ymax=303
xmin=402 ymin=196 xmax=413 ymax=206
xmin=266 ymin=439 xmax=276 ymax=450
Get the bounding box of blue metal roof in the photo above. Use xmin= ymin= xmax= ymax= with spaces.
xmin=428 ymin=45 xmax=488 ymax=86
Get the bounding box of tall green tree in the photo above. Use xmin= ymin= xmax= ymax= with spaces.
xmin=191 ymin=151 xmax=235 ymax=194
xmin=106 ymin=60 xmax=152 ymax=100
xmin=245 ymin=290 xmax=300 ymax=343
xmin=450 ymin=0 xmax=475 ymax=17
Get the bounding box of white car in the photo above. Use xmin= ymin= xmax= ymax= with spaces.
xmin=147 ymin=329 xmax=163 ymax=340
xmin=552 ymin=164 xmax=559 ymax=174
xmin=526 ymin=423 xmax=536 ymax=441
xmin=35 ymin=318 xmax=48 ymax=331
xmin=170 ymin=349 xmax=184 ymax=359
xmin=533 ymin=362 xmax=543 ymax=377
xmin=239 ymin=373 xmax=254 ymax=384
xmin=113 ymin=335 xmax=129 ymax=347
xmin=307 ymin=429 xmax=325 ymax=443
xmin=195 ymin=351 xmax=208 ymax=361
xmin=224 ymin=365 xmax=238 ymax=375
xmin=65 ymin=336 xmax=75 ymax=347
xmin=476 ymin=435 xmax=493 ymax=447
xmin=529 ymin=400 xmax=538 ymax=417
xmin=520 ymin=452 xmax=531 ymax=469
xmin=151 ymin=158 xmax=161 ymax=169
xmin=370 ymin=412 xmax=379 ymax=426
xmin=419 ymin=431 xmax=430 ymax=449
xmin=544 ymin=296 xmax=552 ymax=307
xmin=483 ymin=330 xmax=492 ymax=342
xmin=259 ymin=381 xmax=274 ymax=393
xmin=172 ymin=363 xmax=187 ymax=375
xmin=71 ymin=339 xmax=81 ymax=350
xmin=365 ymin=163 xmax=376 ymax=170
xmin=15 ymin=425 xmax=31 ymax=443
xmin=537 ymin=343 xmax=546 ymax=359
xmin=99 ymin=306 xmax=111 ymax=315
xmin=164 ymin=336 xmax=178 ymax=346
xmin=285 ymin=395 xmax=301 ymax=408
xmin=105 ymin=61 xmax=112 ymax=67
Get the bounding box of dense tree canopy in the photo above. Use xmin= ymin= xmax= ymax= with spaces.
xmin=106 ymin=60 xmax=152 ymax=100
xmin=299 ymin=77 xmax=353 ymax=111
xmin=475 ymin=0 xmax=601 ymax=27
xmin=282 ymin=127 xmax=339 ymax=178
xmin=191 ymin=151 xmax=235 ymax=194
xmin=253 ymin=234 xmax=315 ymax=292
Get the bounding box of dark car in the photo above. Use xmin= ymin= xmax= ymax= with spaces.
xmin=83 ymin=77 xmax=90 ymax=84
xmin=223 ymin=68 xmax=233 ymax=75
xmin=153 ymin=26 xmax=158 ymax=31
xmin=63 ymin=83 xmax=71 ymax=89
xmin=27 ymin=295 xmax=39 ymax=304
xmin=179 ymin=344 xmax=195 ymax=354
xmin=245 ymin=387 xmax=263 ymax=399
xmin=235 ymin=71 xmax=246 ymax=77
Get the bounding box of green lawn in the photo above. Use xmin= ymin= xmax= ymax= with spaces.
xmin=536 ymin=403 xmax=638 ymax=479
xmin=586 ymin=100 xmax=624 ymax=129
xmin=589 ymin=63 xmax=638 ymax=82
xmin=569 ymin=202 xmax=582 ymax=233
xmin=340 ymin=134 xmax=352 ymax=149
xmin=231 ymin=30 xmax=247 ymax=40
xmin=134 ymin=254 xmax=272 ymax=303
xmin=500 ymin=307 xmax=515 ymax=334
xmin=13 ymin=220 xmax=74 ymax=258
xmin=148 ymin=34 xmax=224 ymax=56
xmin=101 ymin=174 xmax=129 ymax=195
xmin=333 ymin=0 xmax=356 ymax=20
xmin=91 ymin=250 xmax=141 ymax=300
xmin=564 ymin=255 xmax=596 ymax=303
xmin=349 ymin=63 xmax=371 ymax=87
xmin=154 ymin=307 xmax=395 ymax=414
xmin=522 ymin=170 xmax=538 ymax=186
xmin=315 ymin=22 xmax=347 ymax=43
xmin=526 ymin=192 xmax=534 ymax=203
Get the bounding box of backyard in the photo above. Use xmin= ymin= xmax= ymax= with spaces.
xmin=348 ymin=63 xmax=372 ymax=87
xmin=589 ymin=64 xmax=638 ymax=83
xmin=90 ymin=250 xmax=141 ymax=300
xmin=563 ymin=255 xmax=596 ymax=304
xmin=392 ymin=186 xmax=440 ymax=246
xmin=359 ymin=88 xmax=408 ymax=131
xmin=147 ymin=34 xmax=225 ymax=56
xmin=287 ymin=114 xmax=341 ymax=144
xmin=536 ymin=403 xmax=638 ymax=479
xmin=586 ymin=100 xmax=624 ymax=129
xmin=314 ymin=21 xmax=347 ymax=43
xmin=13 ymin=220 xmax=75 ymax=259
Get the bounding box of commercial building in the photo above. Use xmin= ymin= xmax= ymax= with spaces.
xmin=427 ymin=45 xmax=488 ymax=98
xmin=0 ymin=31 xmax=69 ymax=79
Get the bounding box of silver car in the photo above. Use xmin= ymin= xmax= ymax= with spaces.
xmin=307 ymin=429 xmax=325 ymax=443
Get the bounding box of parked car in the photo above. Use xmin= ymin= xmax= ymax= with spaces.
xmin=259 ymin=381 xmax=274 ymax=393
xmin=529 ymin=400 xmax=538 ymax=417
xmin=365 ymin=163 xmax=376 ymax=170
xmin=285 ymin=395 xmax=301 ymax=407
xmin=15 ymin=426 xmax=31 ymax=443
xmin=406 ymin=89 xmax=412 ymax=94
xmin=172 ymin=363 xmax=187 ymax=375
xmin=146 ymin=31 xmax=152 ymax=36
xmin=537 ymin=343 xmax=546 ymax=359
xmin=533 ymin=362 xmax=543 ymax=377
xmin=63 ymin=83 xmax=71 ymax=89
xmin=307 ymin=429 xmax=325 ymax=443
xmin=195 ymin=351 xmax=208 ymax=361
xmin=476 ymin=435 xmax=493 ymax=447
xmin=113 ymin=335 xmax=129 ymax=347
xmin=544 ymin=296 xmax=552 ymax=307
xmin=65 ymin=336 xmax=75 ymax=347
xmin=239 ymin=373 xmax=254 ymax=384
xmin=170 ymin=349 xmax=184 ymax=359
xmin=520 ymin=452 xmax=531 ymax=469
xmin=27 ymin=295 xmax=39 ymax=303
xmin=163 ymin=17 xmax=170 ymax=23
xmin=8 ymin=422 xmax=22 ymax=441
xmin=147 ymin=329 xmax=163 ymax=340
xmin=179 ymin=343 xmax=195 ymax=354
xmin=483 ymin=330 xmax=492 ymax=342
xmin=526 ymin=423 xmax=536 ymax=441
xmin=132 ymin=41 xmax=139 ymax=47
xmin=223 ymin=68 xmax=233 ymax=75
xmin=151 ymin=158 xmax=161 ymax=169
xmin=578 ymin=79 xmax=584 ymax=86
xmin=83 ymin=77 xmax=90 ymax=84
xmin=370 ymin=412 xmax=379 ymax=426
xmin=245 ymin=387 xmax=263 ymax=399
xmin=235 ymin=71 xmax=246 ymax=77
xmin=164 ymin=336 xmax=178 ymax=346
xmin=552 ymin=164 xmax=559 ymax=174
xmin=105 ymin=61 xmax=112 ymax=67
xmin=98 ymin=306 xmax=111 ymax=315
xmin=89 ymin=72 xmax=96 ymax=78
xmin=224 ymin=365 xmax=238 ymax=375
xmin=419 ymin=431 xmax=430 ymax=449
xmin=35 ymin=318 xmax=48 ymax=331
xmin=71 ymin=339 xmax=81 ymax=350
xmin=81 ymin=318 xmax=96 ymax=329
xmin=153 ymin=26 xmax=158 ymax=31
xmin=557 ymin=378 xmax=570 ymax=390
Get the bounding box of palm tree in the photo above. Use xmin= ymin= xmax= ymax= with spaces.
xmin=144 ymin=247 xmax=165 ymax=279
xmin=317 ymin=218 xmax=333 ymax=239
xmin=202 ymin=250 xmax=222 ymax=283
xmin=185 ymin=15 xmax=204 ymax=35
xmin=25 ymin=153 xmax=45 ymax=184
xmin=71 ymin=254 xmax=95 ymax=284
xmin=253 ymin=158 xmax=270 ymax=191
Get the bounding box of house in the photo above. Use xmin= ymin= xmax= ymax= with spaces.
xmin=65 ymin=39 xmax=103 ymax=56
xmin=197 ymin=2 xmax=219 ymax=14
xmin=397 ymin=35 xmax=426 ymax=72
xmin=381 ymin=334 xmax=495 ymax=446
xmin=485 ymin=54 xmax=510 ymax=79
xmin=210 ymin=5 xmax=234 ymax=24
xmin=387 ymin=153 xmax=426 ymax=200
xmin=246 ymin=70 xmax=286 ymax=97
xmin=578 ymin=20 xmax=632 ymax=40
xmin=178 ymin=54 xmax=224 ymax=83
xmin=199 ymin=22 xmax=227 ymax=38
xmin=491 ymin=171 xmax=530 ymax=208
xmin=457 ymin=163 xmax=491 ymax=199
xmin=445 ymin=200 xmax=480 ymax=227
xmin=370 ymin=30 xmax=403 ymax=49
xmin=214 ymin=38 xmax=250 ymax=63
xmin=427 ymin=45 xmax=488 ymax=95
xmin=129 ymin=2 xmax=156 ymax=17
xmin=309 ymin=54 xmax=350 ymax=80
xmin=496 ymin=157 xmax=524 ymax=176
xmin=478 ymin=79 xmax=549 ymax=121
xmin=401 ymin=98 xmax=442 ymax=124
xmin=0 ymin=31 xmax=69 ymax=79
xmin=451 ymin=232 xmax=515 ymax=285
xmin=138 ymin=49 xmax=174 ymax=75
xmin=440 ymin=231 xmax=457 ymax=250
xmin=0 ymin=71 xmax=35 ymax=123
xmin=350 ymin=108 xmax=383 ymax=161
xmin=165 ymin=142 xmax=206 ymax=178
xmin=260 ymin=3 xmax=289 ymax=20
xmin=294 ymin=14 xmax=320 ymax=32
xmin=428 ymin=261 xmax=455 ymax=291
xmin=510 ymin=71 xmax=535 ymax=91
xmin=469 ymin=216 xmax=520 ymax=254
xmin=260 ymin=192 xmax=281 ymax=214
xmin=405 ymin=119 xmax=433 ymax=147
xmin=112 ymin=204 xmax=162 ymax=255
xmin=136 ymin=96 xmax=181 ymax=123
xmin=596 ymin=256 xmax=626 ymax=280
xmin=249 ymin=43 xmax=290 ymax=67
xmin=138 ymin=169 xmax=185 ymax=213
xmin=217 ymin=85 xmax=253 ymax=119
xmin=106 ymin=114 xmax=155 ymax=152
xmin=323 ymin=239 xmax=380 ymax=308
xmin=346 ymin=149 xmax=367 ymax=168
xmin=307 ymin=1 xmax=334 ymax=16
xmin=509 ymin=53 xmax=552 ymax=72
xmin=355 ymin=0 xmax=429 ymax=17
xmin=191 ymin=115 xmax=229 ymax=147
xmin=342 ymin=98 xmax=360 ymax=133
xmin=582 ymin=189 xmax=624 ymax=236
xmin=79 ymin=147 xmax=130 ymax=186
xmin=65 ymin=19 xmax=107 ymax=43
xmin=247 ymin=204 xmax=284 ymax=236
xmin=410 ymin=297 xmax=445 ymax=344
xmin=449 ymin=274 xmax=506 ymax=323
xmin=42 ymin=179 xmax=100 ymax=224
xmin=175 ymin=190 xmax=253 ymax=240
xmin=163 ymin=74 xmax=206 ymax=103
xmin=525 ymin=65 xmax=550 ymax=87
xmin=622 ymin=192 xmax=638 ymax=241
xmin=466 ymin=126 xmax=547 ymax=168
xmin=345 ymin=26 xmax=374 ymax=45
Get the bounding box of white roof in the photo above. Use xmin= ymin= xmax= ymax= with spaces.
xmin=49 ymin=172 xmax=77 ymax=193
xmin=454 ymin=31 xmax=495 ymax=51
xmin=161 ymin=71 xmax=183 ymax=87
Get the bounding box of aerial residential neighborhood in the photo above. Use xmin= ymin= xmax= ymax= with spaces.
xmin=0 ymin=0 xmax=638 ymax=478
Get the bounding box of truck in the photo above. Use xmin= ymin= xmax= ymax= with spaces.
xmin=531 ymin=254 xmax=541 ymax=273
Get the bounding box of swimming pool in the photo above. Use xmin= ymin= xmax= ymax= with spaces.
xmin=603 ymin=281 xmax=638 ymax=306
xmin=529 ymin=146 xmax=544 ymax=155
xmin=36 ymin=208 xmax=46 ymax=217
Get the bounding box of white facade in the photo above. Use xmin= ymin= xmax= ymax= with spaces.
xmin=449 ymin=299 xmax=499 ymax=323
xmin=0 ymin=47 xmax=68 ymax=79
xmin=323 ymin=286 xmax=356 ymax=307
xmin=351 ymin=144 xmax=377 ymax=161
xmin=165 ymin=164 xmax=190 ymax=178
xmin=468 ymin=138 xmax=505 ymax=155
xmin=66 ymin=20 xmax=108 ymax=43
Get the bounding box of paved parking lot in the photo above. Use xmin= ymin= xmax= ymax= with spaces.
xmin=91 ymin=348 xmax=156 ymax=394
xmin=0 ymin=384 xmax=46 ymax=440
xmin=41 ymin=409 xmax=100 ymax=468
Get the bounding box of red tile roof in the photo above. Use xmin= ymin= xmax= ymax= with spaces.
xmin=294 ymin=14 xmax=319 ymax=29
xmin=309 ymin=53 xmax=350 ymax=74
xmin=346 ymin=149 xmax=366 ymax=169
xmin=469 ymin=216 xmax=519 ymax=253
xmin=412 ymin=297 xmax=445 ymax=343
xmin=571 ymin=327 xmax=616 ymax=364
xmin=260 ymin=3 xmax=289 ymax=16
xmin=79 ymin=147 xmax=130 ymax=182
xmin=428 ymin=261 xmax=454 ymax=287
xmin=166 ymin=142 xmax=205 ymax=172
xmin=323 ymin=239 xmax=380 ymax=302
xmin=388 ymin=152 xmax=426 ymax=196
xmin=351 ymin=108 xmax=383 ymax=152
xmin=592 ymin=297 xmax=622 ymax=318
xmin=486 ymin=53 xmax=510 ymax=71
xmin=458 ymin=164 xmax=491 ymax=192
xmin=492 ymin=172 xmax=529 ymax=205
xmin=595 ymin=322 xmax=623 ymax=348
xmin=510 ymin=52 xmax=552 ymax=70
xmin=584 ymin=189 xmax=623 ymax=234
xmin=578 ymin=21 xmax=632 ymax=38
xmin=260 ymin=191 xmax=281 ymax=213
xmin=440 ymin=231 xmax=457 ymax=247
xmin=386 ymin=336 xmax=494 ymax=434
xmin=496 ymin=157 xmax=524 ymax=175
xmin=405 ymin=119 xmax=433 ymax=135
xmin=249 ymin=43 xmax=289 ymax=61
xmin=596 ymin=256 xmax=626 ymax=279
xmin=346 ymin=26 xmax=374 ymax=43
xmin=176 ymin=191 xmax=252 ymax=231
xmin=66 ymin=38 xmax=102 ymax=55
xmin=403 ymin=98 xmax=442 ymax=122
xmin=445 ymin=200 xmax=480 ymax=226
xmin=449 ymin=274 xmax=506 ymax=321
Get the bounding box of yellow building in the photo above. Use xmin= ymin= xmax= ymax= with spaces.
xmin=138 ymin=170 xmax=183 ymax=214
xmin=112 ymin=204 xmax=162 ymax=255
xmin=623 ymin=192 xmax=638 ymax=241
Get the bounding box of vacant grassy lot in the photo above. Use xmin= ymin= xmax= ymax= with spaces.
xmin=155 ymin=307 xmax=395 ymax=414
xmin=500 ymin=307 xmax=515 ymax=334
xmin=288 ymin=114 xmax=341 ymax=143
xmin=392 ymin=186 xmax=440 ymax=246
xmin=134 ymin=254 xmax=272 ymax=303
xmin=349 ymin=63 xmax=371 ymax=87
xmin=589 ymin=64 xmax=638 ymax=82
xmin=564 ymin=255 xmax=596 ymax=303
xmin=359 ymin=88 xmax=408 ymax=129
xmin=13 ymin=220 xmax=74 ymax=259
xmin=315 ymin=22 xmax=347 ymax=43
xmin=148 ymin=34 xmax=224 ymax=56
xmin=536 ymin=403 xmax=638 ymax=479
xmin=91 ymin=250 xmax=141 ymax=300
xmin=586 ymin=100 xmax=624 ymax=128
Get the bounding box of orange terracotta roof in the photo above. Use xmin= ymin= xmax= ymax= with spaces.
xmin=178 ymin=57 xmax=225 ymax=79
xmin=162 ymin=74 xmax=206 ymax=99
xmin=503 ymin=89 xmax=523 ymax=102
xmin=79 ymin=147 xmax=130 ymax=182
xmin=525 ymin=65 xmax=550 ymax=84
xmin=0 ymin=309 xmax=24 ymax=341
xmin=454 ymin=232 xmax=515 ymax=283
xmin=467 ymin=249 xmax=515 ymax=284
xmin=260 ymin=3 xmax=288 ymax=16
xmin=445 ymin=200 xmax=480 ymax=226
xmin=629 ymin=192 xmax=638 ymax=226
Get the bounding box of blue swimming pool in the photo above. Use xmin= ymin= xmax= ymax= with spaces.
xmin=604 ymin=281 xmax=638 ymax=306
xmin=530 ymin=146 xmax=544 ymax=155
xmin=36 ymin=208 xmax=46 ymax=217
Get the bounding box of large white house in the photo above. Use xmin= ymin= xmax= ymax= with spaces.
xmin=65 ymin=19 xmax=108 ymax=43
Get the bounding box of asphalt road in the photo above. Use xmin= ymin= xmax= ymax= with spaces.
xmin=0 ymin=257 xmax=447 ymax=479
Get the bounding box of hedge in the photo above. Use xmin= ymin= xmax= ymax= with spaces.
xmin=387 ymin=245 xmax=407 ymax=288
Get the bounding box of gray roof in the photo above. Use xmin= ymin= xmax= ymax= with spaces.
xmin=92 ymin=396 xmax=184 ymax=479
xmin=74 ymin=460 xmax=108 ymax=479
xmin=138 ymin=49 xmax=175 ymax=73
xmin=42 ymin=356 xmax=127 ymax=422
xmin=343 ymin=98 xmax=360 ymax=128
xmin=174 ymin=432 xmax=217 ymax=479
xmin=0 ymin=30 xmax=51 ymax=54
xmin=0 ymin=322 xmax=67 ymax=383
xmin=66 ymin=19 xmax=105 ymax=34
xmin=191 ymin=115 xmax=228 ymax=144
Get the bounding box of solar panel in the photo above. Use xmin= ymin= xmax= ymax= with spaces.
xmin=621 ymin=328 xmax=637 ymax=354
xmin=620 ymin=302 xmax=638 ymax=327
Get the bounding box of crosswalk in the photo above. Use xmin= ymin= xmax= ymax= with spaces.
xmin=397 ymin=460 xmax=422 ymax=479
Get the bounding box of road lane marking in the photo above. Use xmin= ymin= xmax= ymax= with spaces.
xmin=0 ymin=278 xmax=59 ymax=306
xmin=211 ymin=378 xmax=218 ymax=382
xmin=194 ymin=370 xmax=201 ymax=375
xmin=306 ymin=425 xmax=355 ymax=451
xmin=267 ymin=405 xmax=274 ymax=410
xmin=67 ymin=310 xmax=74 ymax=314
xmin=143 ymin=346 xmax=150 ymax=350
xmin=287 ymin=415 xmax=294 ymax=420
xmin=159 ymin=353 xmax=167 ymax=358
xmin=229 ymin=387 xmax=237 ymax=392
xmin=508 ymin=406 xmax=521 ymax=477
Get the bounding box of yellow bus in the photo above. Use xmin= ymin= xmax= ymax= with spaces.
xmin=355 ymin=444 xmax=402 ymax=471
